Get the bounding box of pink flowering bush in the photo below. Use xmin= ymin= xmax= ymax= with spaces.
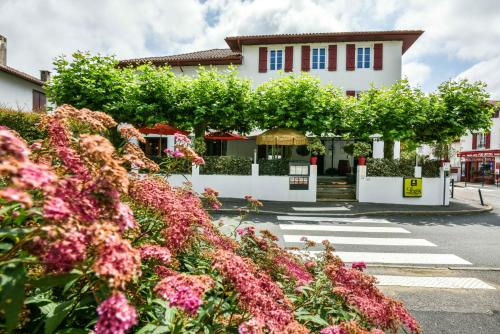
xmin=0 ymin=105 xmax=418 ymax=334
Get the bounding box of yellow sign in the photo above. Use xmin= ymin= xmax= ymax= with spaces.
xmin=403 ymin=178 xmax=422 ymax=197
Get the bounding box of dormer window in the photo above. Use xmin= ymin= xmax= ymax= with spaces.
xmin=357 ymin=47 xmax=371 ymax=69
xmin=270 ymin=50 xmax=283 ymax=70
xmin=311 ymin=48 xmax=326 ymax=69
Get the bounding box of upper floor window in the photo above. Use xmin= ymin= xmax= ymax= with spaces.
xmin=270 ymin=50 xmax=283 ymax=70
xmin=357 ymin=47 xmax=371 ymax=69
xmin=312 ymin=48 xmax=326 ymax=69
xmin=478 ymin=133 xmax=486 ymax=148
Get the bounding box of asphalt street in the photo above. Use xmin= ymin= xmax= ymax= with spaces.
xmin=212 ymin=187 xmax=500 ymax=334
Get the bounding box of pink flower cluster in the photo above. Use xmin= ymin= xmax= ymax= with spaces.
xmin=155 ymin=272 xmax=214 ymax=315
xmin=139 ymin=244 xmax=172 ymax=263
xmin=118 ymin=125 xmax=146 ymax=143
xmin=273 ymin=255 xmax=313 ymax=286
xmin=93 ymin=238 xmax=142 ymax=288
xmin=212 ymin=249 xmax=307 ymax=333
xmin=40 ymin=229 xmax=88 ymax=273
xmin=321 ymin=321 xmax=385 ymax=334
xmin=351 ymin=261 xmax=367 ymax=271
xmin=129 ymin=177 xmax=212 ymax=253
xmin=325 ymin=261 xmax=419 ymax=333
xmin=95 ymin=292 xmax=138 ymax=334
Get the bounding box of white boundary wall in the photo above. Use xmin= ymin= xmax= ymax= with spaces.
xmin=166 ymin=164 xmax=317 ymax=202
xmin=356 ymin=166 xmax=450 ymax=206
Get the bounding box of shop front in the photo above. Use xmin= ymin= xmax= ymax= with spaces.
xmin=457 ymin=150 xmax=500 ymax=184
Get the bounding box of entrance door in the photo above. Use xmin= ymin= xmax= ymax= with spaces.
xmin=317 ymin=154 xmax=325 ymax=175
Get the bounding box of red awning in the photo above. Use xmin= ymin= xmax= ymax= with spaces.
xmin=458 ymin=149 xmax=500 ymax=158
xmin=204 ymin=131 xmax=248 ymax=141
xmin=138 ymin=124 xmax=189 ymax=136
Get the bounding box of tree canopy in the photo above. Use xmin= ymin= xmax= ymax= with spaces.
xmin=46 ymin=52 xmax=494 ymax=144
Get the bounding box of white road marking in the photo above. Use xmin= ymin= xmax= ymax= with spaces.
xmin=284 ymin=235 xmax=436 ymax=246
xmin=292 ymin=206 xmax=350 ymax=212
xmin=375 ymin=275 xmax=495 ymax=290
xmin=277 ymin=216 xmax=392 ymax=224
xmin=295 ymin=251 xmax=472 ymax=265
xmin=279 ymin=224 xmax=410 ymax=234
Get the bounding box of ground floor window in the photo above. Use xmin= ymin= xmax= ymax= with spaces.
xmin=206 ymin=140 xmax=227 ymax=156
xmin=139 ymin=136 xmax=169 ymax=158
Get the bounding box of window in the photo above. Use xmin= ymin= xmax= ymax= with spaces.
xmin=270 ymin=50 xmax=283 ymax=70
xmin=32 ymin=90 xmax=46 ymax=111
xmin=477 ymin=133 xmax=486 ymax=148
xmin=357 ymin=47 xmax=371 ymax=69
xmin=312 ymin=48 xmax=326 ymax=69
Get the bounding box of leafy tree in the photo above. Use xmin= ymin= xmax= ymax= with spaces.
xmin=177 ymin=66 xmax=254 ymax=136
xmin=109 ymin=64 xmax=187 ymax=125
xmin=252 ymin=73 xmax=345 ymax=135
xmin=46 ymin=52 xmax=128 ymax=112
xmin=414 ymin=79 xmax=494 ymax=143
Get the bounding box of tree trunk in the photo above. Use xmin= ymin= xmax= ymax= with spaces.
xmin=384 ymin=140 xmax=394 ymax=160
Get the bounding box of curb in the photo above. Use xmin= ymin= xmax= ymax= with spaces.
xmin=210 ymin=204 xmax=493 ymax=217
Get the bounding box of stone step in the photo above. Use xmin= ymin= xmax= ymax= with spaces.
xmin=317 ymin=198 xmax=357 ymax=202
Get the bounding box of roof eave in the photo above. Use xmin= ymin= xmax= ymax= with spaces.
xmin=225 ymin=30 xmax=424 ymax=54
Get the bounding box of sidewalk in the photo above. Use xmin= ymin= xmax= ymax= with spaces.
xmin=212 ymin=198 xmax=492 ymax=216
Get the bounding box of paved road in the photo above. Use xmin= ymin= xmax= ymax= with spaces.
xmin=213 ymin=200 xmax=500 ymax=334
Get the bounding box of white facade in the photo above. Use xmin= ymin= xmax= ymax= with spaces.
xmin=168 ymin=41 xmax=402 ymax=91
xmin=237 ymin=41 xmax=402 ymax=89
xmin=0 ymin=71 xmax=43 ymax=111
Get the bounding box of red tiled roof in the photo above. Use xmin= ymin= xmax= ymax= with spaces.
xmin=0 ymin=64 xmax=44 ymax=86
xmin=225 ymin=30 xmax=424 ymax=54
xmin=119 ymin=48 xmax=242 ymax=67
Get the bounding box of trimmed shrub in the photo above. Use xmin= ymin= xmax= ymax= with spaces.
xmin=258 ymin=158 xmax=290 ymax=176
xmin=0 ymin=108 xmax=46 ymax=142
xmin=200 ymin=156 xmax=252 ymax=175
xmin=367 ymin=158 xmax=440 ymax=178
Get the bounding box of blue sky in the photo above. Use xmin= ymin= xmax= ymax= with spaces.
xmin=0 ymin=0 xmax=499 ymax=98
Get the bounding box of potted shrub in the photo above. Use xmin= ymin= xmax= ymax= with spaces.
xmin=307 ymin=138 xmax=326 ymax=165
xmin=352 ymin=142 xmax=372 ymax=165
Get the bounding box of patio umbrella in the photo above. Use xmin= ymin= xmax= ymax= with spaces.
xmin=256 ymin=128 xmax=308 ymax=146
xmin=138 ymin=123 xmax=189 ymax=136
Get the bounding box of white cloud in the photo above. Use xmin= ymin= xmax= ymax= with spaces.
xmin=402 ymin=61 xmax=431 ymax=87
xmin=0 ymin=0 xmax=499 ymax=94
xmin=456 ymin=57 xmax=500 ymax=100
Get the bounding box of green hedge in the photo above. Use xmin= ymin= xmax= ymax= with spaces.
xmin=258 ymin=158 xmax=290 ymax=176
xmin=0 ymin=108 xmax=46 ymax=142
xmin=367 ymin=158 xmax=440 ymax=178
xmin=200 ymin=156 xmax=252 ymax=175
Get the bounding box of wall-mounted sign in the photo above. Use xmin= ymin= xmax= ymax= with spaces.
xmin=403 ymin=177 xmax=422 ymax=197
xmin=289 ymin=162 xmax=309 ymax=190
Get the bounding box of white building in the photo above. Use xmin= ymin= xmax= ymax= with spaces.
xmin=120 ymin=30 xmax=423 ymax=176
xmin=0 ymin=34 xmax=48 ymax=111
xmin=455 ymin=102 xmax=500 ymax=183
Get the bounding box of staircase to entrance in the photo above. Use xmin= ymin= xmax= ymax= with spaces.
xmin=317 ymin=176 xmax=356 ymax=202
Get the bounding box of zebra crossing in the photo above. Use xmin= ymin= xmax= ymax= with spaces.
xmin=278 ymin=211 xmax=495 ymax=290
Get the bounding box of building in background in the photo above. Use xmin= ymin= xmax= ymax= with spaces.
xmin=120 ymin=30 xmax=423 ymax=175
xmin=0 ymin=34 xmax=49 ymax=111
xmin=456 ymin=101 xmax=500 ymax=184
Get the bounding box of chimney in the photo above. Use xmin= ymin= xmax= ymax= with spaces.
xmin=40 ymin=70 xmax=51 ymax=82
xmin=0 ymin=35 xmax=6 ymax=65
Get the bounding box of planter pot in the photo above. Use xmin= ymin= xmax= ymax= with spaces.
xmin=358 ymin=156 xmax=366 ymax=166
xmin=310 ymin=156 xmax=318 ymax=165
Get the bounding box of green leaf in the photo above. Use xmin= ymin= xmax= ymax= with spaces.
xmin=55 ymin=329 xmax=88 ymax=334
xmin=42 ymin=300 xmax=75 ymax=334
xmin=297 ymin=314 xmax=329 ymax=327
xmin=31 ymin=271 xmax=82 ymax=289
xmin=0 ymin=263 xmax=26 ymax=333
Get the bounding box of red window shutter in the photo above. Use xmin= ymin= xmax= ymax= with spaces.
xmin=472 ymin=134 xmax=477 ymax=149
xmin=485 ymin=132 xmax=491 ymax=149
xmin=346 ymin=44 xmax=355 ymax=71
xmin=346 ymin=90 xmax=356 ymax=97
xmin=258 ymin=47 xmax=267 ymax=73
xmin=328 ymin=45 xmax=337 ymax=71
xmin=301 ymin=45 xmax=310 ymax=72
xmin=284 ymin=46 xmax=293 ymax=72
xmin=374 ymin=43 xmax=383 ymax=70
